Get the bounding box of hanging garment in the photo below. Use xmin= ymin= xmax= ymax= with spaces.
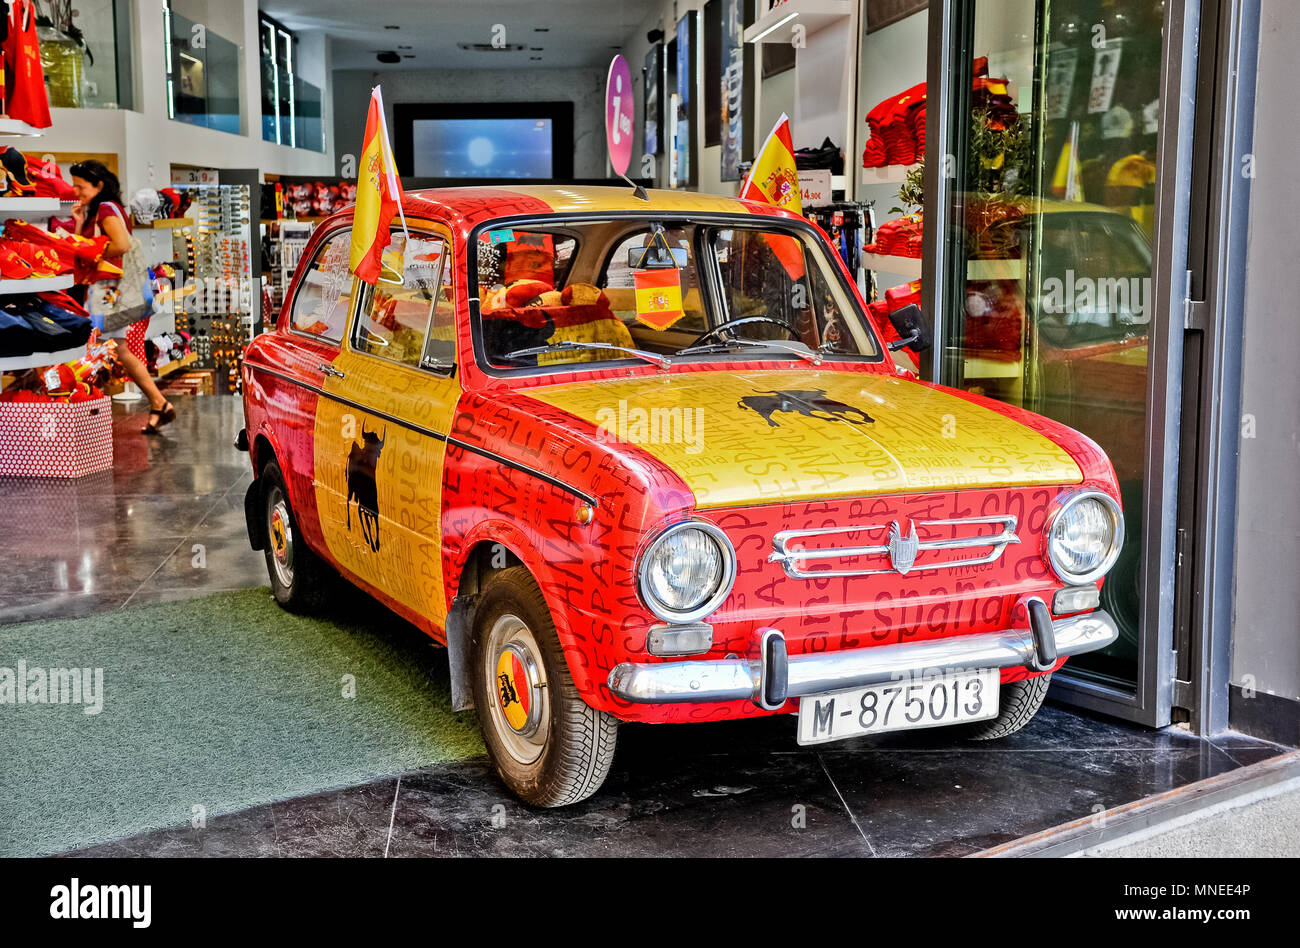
xmin=3 ymin=0 xmax=51 ymax=129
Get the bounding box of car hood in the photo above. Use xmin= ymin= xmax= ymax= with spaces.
xmin=521 ymin=368 xmax=1083 ymax=509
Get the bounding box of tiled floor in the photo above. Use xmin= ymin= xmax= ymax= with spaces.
xmin=64 ymin=706 xmax=1283 ymax=858
xmin=0 ymin=395 xmax=266 ymax=625
xmin=6 ymin=395 xmax=1291 ymax=857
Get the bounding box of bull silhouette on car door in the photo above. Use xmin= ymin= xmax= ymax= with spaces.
xmin=346 ymin=424 xmax=385 ymax=552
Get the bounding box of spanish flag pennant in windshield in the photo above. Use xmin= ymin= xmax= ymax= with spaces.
xmin=633 ymin=267 xmax=686 ymax=330
xmin=350 ymin=86 xmax=407 ymax=285
xmin=740 ymin=112 xmax=802 ymax=216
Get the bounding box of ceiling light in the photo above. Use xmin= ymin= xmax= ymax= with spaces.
xmin=457 ymin=41 xmax=526 ymax=52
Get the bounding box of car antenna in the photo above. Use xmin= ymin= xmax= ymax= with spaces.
xmin=621 ymin=172 xmax=648 ymax=202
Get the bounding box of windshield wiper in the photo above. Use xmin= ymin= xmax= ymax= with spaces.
xmin=673 ymin=337 xmax=823 ymax=365
xmin=500 ymin=339 xmax=672 ymax=369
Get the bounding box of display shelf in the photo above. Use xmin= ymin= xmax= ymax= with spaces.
xmin=861 ymin=163 xmax=919 ymax=185
xmin=861 ymin=254 xmax=1026 ymax=281
xmin=0 ymin=118 xmax=44 ymax=139
xmin=0 ymin=343 xmax=85 ymax=372
xmin=967 ymin=258 xmax=1025 ymax=280
xmin=0 ymin=197 xmax=64 ymax=218
xmin=862 ymin=252 xmax=923 ymax=279
xmin=154 ymin=285 xmax=196 ymax=308
xmin=744 ymin=0 xmax=852 ymax=43
xmin=137 ymin=217 xmax=195 ymax=229
xmin=0 ymin=274 xmax=75 ymax=295
xmin=155 ymin=351 xmax=197 ymax=379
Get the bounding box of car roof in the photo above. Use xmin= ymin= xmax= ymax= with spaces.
xmin=396 ymin=185 xmax=791 ymax=231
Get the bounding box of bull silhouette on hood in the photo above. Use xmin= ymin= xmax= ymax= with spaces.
xmin=346 ymin=423 xmax=385 ymax=552
xmin=737 ymin=389 xmax=875 ymax=429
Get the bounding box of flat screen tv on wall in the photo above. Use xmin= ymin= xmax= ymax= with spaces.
xmin=394 ymin=102 xmax=574 ymax=180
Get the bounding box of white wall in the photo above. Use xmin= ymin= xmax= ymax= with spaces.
xmin=33 ymin=0 xmax=334 ymax=199
xmin=617 ymin=1 xmax=858 ymax=197
xmin=1232 ymin=0 xmax=1300 ymax=702
xmin=331 ymin=66 xmax=606 ymax=181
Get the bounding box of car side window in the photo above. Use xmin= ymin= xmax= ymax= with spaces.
xmin=353 ymin=229 xmax=455 ymax=373
xmin=288 ymin=230 xmax=356 ymax=341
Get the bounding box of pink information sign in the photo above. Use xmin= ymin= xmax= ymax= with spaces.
xmin=605 ymin=55 xmax=634 ymax=177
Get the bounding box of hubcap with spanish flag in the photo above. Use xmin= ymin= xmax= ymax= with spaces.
xmin=484 ymin=614 xmax=549 ymax=765
xmin=267 ymin=489 xmax=294 ymax=589
xmin=495 ymin=643 xmax=542 ymax=736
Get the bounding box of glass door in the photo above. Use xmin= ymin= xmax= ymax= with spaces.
xmin=929 ymin=0 xmax=1181 ymax=723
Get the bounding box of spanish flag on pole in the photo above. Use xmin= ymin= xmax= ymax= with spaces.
xmin=740 ymin=113 xmax=802 ymax=216
xmin=350 ymin=86 xmax=407 ymax=284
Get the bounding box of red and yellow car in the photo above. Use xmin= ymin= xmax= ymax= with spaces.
xmin=239 ymin=186 xmax=1122 ymax=806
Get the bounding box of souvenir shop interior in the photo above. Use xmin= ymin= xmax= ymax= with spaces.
xmin=0 ymin=0 xmax=1294 ymax=862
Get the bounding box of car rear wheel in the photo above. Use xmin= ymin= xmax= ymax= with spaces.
xmin=261 ymin=460 xmax=329 ymax=613
xmin=471 ymin=566 xmax=618 ymax=806
xmin=962 ymin=673 xmax=1052 ymax=740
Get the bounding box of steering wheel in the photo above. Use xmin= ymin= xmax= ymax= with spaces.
xmin=690 ymin=316 xmax=801 ymax=347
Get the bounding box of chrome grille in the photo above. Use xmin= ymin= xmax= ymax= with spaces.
xmin=769 ymin=516 xmax=1020 ymax=579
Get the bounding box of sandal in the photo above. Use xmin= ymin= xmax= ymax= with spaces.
xmin=141 ymin=401 xmax=176 ymax=435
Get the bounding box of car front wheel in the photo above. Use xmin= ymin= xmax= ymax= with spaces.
xmin=471 ymin=566 xmax=618 ymax=806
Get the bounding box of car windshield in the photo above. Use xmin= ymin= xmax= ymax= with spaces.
xmin=474 ymin=218 xmax=882 ymax=371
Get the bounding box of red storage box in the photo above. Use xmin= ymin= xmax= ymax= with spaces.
xmin=0 ymin=396 xmax=113 ymax=477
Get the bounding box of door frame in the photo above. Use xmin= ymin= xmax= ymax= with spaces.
xmin=920 ymin=0 xmax=1208 ymax=726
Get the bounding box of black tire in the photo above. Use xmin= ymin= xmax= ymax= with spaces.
xmin=471 ymin=566 xmax=618 ymax=806
xmin=963 ymin=673 xmax=1052 ymax=741
xmin=260 ymin=460 xmax=330 ymax=613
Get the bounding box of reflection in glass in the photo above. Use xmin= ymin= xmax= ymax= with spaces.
xmin=166 ymin=10 xmax=240 ymax=133
xmin=940 ymin=0 xmax=1163 ymax=690
xmin=37 ymin=0 xmax=133 ymax=109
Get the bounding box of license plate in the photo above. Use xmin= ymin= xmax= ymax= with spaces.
xmin=796 ymin=668 xmax=1000 ymax=745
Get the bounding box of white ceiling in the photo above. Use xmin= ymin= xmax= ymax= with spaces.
xmin=261 ymin=0 xmax=646 ymax=70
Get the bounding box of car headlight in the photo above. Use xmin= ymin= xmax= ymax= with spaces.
xmin=1045 ymin=490 xmax=1124 ymax=584
xmin=637 ymin=521 xmax=737 ymax=623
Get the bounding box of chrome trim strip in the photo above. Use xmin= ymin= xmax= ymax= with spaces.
xmin=769 ymin=515 xmax=1020 ymax=579
xmin=607 ymin=609 xmax=1119 ymax=705
xmin=243 ymin=359 xmax=599 ymax=506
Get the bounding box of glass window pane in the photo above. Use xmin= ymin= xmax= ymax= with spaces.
xmin=940 ymin=0 xmax=1162 ymax=689
xmin=475 ymin=219 xmax=881 ymax=372
xmin=354 ymin=232 xmax=452 ymax=371
xmin=290 ymin=232 xmax=355 ymax=340
xmin=37 ymin=0 xmax=131 ymax=109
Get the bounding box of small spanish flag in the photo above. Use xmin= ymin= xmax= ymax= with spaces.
xmin=740 ymin=113 xmax=802 ymax=216
xmin=350 ymin=86 xmax=406 ymax=284
xmin=633 ymin=268 xmax=685 ymax=330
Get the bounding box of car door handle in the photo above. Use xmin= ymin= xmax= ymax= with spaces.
xmin=319 ymin=363 xmax=346 ymax=379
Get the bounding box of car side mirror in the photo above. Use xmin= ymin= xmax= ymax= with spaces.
xmin=887 ymin=303 xmax=933 ymax=352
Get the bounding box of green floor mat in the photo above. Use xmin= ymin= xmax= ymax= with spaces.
xmin=0 ymin=589 xmax=483 ymax=856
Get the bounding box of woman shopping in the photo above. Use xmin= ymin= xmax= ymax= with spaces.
xmin=65 ymin=161 xmax=177 ymax=435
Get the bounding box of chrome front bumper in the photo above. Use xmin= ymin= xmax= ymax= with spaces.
xmin=607 ymin=608 xmax=1118 ymax=710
